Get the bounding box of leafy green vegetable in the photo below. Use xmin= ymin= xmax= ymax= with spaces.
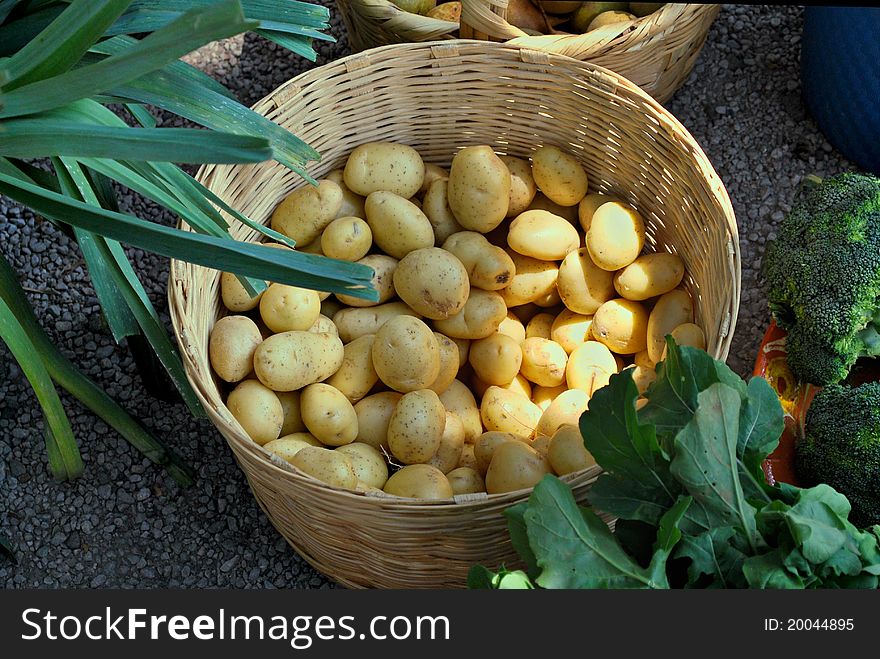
xmin=472 ymin=337 xmax=880 ymax=589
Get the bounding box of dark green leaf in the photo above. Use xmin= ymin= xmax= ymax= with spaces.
xmin=670 ymin=383 xmax=761 ymax=552
xmin=124 ymin=102 xmax=156 ymax=128
xmin=0 ymin=0 xmax=257 ymax=117
xmin=0 ymin=0 xmax=24 ymax=25
xmin=742 ymin=550 xmax=805 ymax=589
xmin=676 ymin=527 xmax=747 ymax=588
xmin=783 ymin=485 xmax=853 ymax=564
xmin=504 ymin=501 xmax=539 ymax=580
xmin=467 ymin=565 xmax=500 ymax=589
xmin=525 ymin=476 xmax=659 ymax=589
xmin=0 ymin=0 xmax=131 ymax=89
xmin=0 ymin=533 xmax=15 ymax=564
xmin=737 ymin=376 xmax=784 ymax=482
xmin=645 ymin=495 xmax=691 ymax=588
xmin=0 ymin=5 xmax=64 ymax=57
xmin=256 ymin=29 xmax=318 ymax=61
xmin=0 ymin=121 xmax=274 ymax=163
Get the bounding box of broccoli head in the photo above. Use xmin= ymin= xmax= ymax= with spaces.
xmin=763 ymin=172 xmax=880 ymax=385
xmin=796 ymin=381 xmax=880 ymax=528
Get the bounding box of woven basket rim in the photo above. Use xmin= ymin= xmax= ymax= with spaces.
xmin=169 ymin=39 xmax=740 ymax=513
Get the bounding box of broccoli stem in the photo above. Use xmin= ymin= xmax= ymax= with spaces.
xmin=858 ymin=323 xmax=880 ymax=357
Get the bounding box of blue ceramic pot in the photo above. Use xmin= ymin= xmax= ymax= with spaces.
xmin=801 ymin=6 xmax=880 ymax=174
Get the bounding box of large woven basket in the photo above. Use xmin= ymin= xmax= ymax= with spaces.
xmin=168 ymin=41 xmax=740 ymax=589
xmin=336 ymin=1 xmax=720 ymax=103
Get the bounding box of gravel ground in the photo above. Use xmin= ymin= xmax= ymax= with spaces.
xmin=0 ymin=4 xmax=854 ymax=589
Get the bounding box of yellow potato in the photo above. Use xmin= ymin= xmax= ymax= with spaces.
xmin=308 ymin=314 xmax=338 ymax=338
xmin=471 ymin=372 xmax=531 ymax=400
xmin=628 ymin=364 xmax=657 ymax=395
xmin=436 ymin=379 xmax=481 ymax=443
xmin=566 ymin=340 xmax=618 ymax=395
xmin=458 ymin=443 xmax=478 ymax=470
xmin=532 ymin=384 xmax=566 ymax=411
xmin=335 ymin=442 xmax=389 ymax=489
xmin=372 ymin=315 xmax=440 ymax=393
xmin=321 ymin=296 xmax=344 ymax=319
xmin=531 ymin=145 xmax=588 ymax=207
xmin=300 ymin=383 xmax=358 ymax=447
xmin=433 ymin=289 xmax=507 ymax=340
xmin=533 ymin=287 xmax=562 ymax=308
xmin=259 ymin=283 xmax=321 ymax=333
xmin=364 ymin=191 xmax=434 ymax=259
xmin=291 ymin=446 xmax=358 ymax=490
xmin=353 ymin=391 xmax=401 ymax=451
xmin=422 ymin=179 xmax=464 ymax=244
xmin=588 ymin=9 xmax=636 ymax=30
xmin=551 ymin=309 xmax=594 ymax=354
xmin=227 ymin=379 xmax=283 ymax=445
xmin=646 ymin=289 xmax=694 ymax=363
xmin=661 ymin=323 xmax=707 ymax=361
xmin=447 ymin=145 xmax=511 ymax=232
xmin=276 ymin=390 xmax=306 ymax=436
xmin=634 ymin=349 xmax=654 ymax=369
xmin=613 ymin=252 xmax=685 ymax=301
xmin=393 ymin=247 xmax=470 ymax=320
xmin=508 ymin=210 xmax=580 ymax=260
xmin=536 ymin=388 xmax=590 ymax=437
xmin=480 ymin=386 xmax=542 ymax=437
xmin=578 ymin=193 xmax=620 ymax=233
xmin=500 ymin=155 xmax=537 ymax=217
xmin=420 ymin=163 xmax=449 ymax=195
xmin=325 ymin=334 xmax=379 ymax=403
xmin=427 ymin=332 xmax=460 ymax=395
xmin=209 ymin=315 xmax=262 ymax=383
xmin=586 ymin=201 xmax=646 ymax=271
xmin=531 ymin=434 xmax=552 ymax=456
xmin=343 ymin=142 xmax=425 ymax=198
xmin=320 ymin=216 xmax=372 ymax=262
xmin=441 ymin=231 xmax=515 ymax=291
xmin=474 ymin=431 xmax=528 ymax=474
xmin=270 ymin=180 xmax=343 ymax=245
xmin=557 ymin=247 xmax=615 ymax=314
xmin=450 ymin=336 xmax=470 ymax=368
xmin=335 ymin=254 xmax=398 ymax=308
xmin=469 ymin=333 xmax=523 ymax=386
xmin=446 ymin=467 xmax=486 ymax=495
xmin=499 ymin=252 xmax=559 ymax=307
xmin=263 ymin=433 xmax=322 ymax=463
xmin=520 ymin=337 xmax=568 ymax=387
xmin=591 ymin=298 xmax=649 ymax=354
xmin=324 ymin=168 xmax=366 ymax=219
xmin=497 ymin=312 xmax=526 ymax=344
xmin=547 ymin=424 xmax=596 ymax=476
xmin=525 ymin=312 xmax=555 ymax=340
xmin=383 ymin=464 xmax=453 ymax=500
xmin=332 ymin=301 xmax=420 ymax=343
xmin=387 ymin=389 xmax=447 ymax=464
xmin=220 ymin=272 xmax=262 ymax=312
xmin=426 ymin=412 xmax=465 ymax=473
xmin=253 ymin=331 xmax=344 ymax=392
xmin=527 ymin=192 xmax=579 ymax=224
xmin=485 ymin=441 xmax=552 ymax=494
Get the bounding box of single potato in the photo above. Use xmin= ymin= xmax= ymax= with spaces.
xmin=209 ymin=315 xmax=262 ymax=383
xmin=586 ymin=201 xmax=646 ymax=271
xmin=499 ymin=251 xmax=559 ymax=307
xmin=450 ymin=336 xmax=471 ymax=368
xmin=547 ymin=424 xmax=596 ymax=476
xmin=428 ymin=333 xmax=461 ymax=394
xmin=365 ymin=191 xmax=435 ymax=259
xmin=446 ymin=467 xmax=486 ymax=495
xmin=532 ymin=384 xmax=566 ymax=411
xmin=613 ymin=252 xmax=685 ymax=301
xmin=531 ymin=145 xmax=588 ymax=207
xmin=578 ymin=192 xmax=620 ymax=233
xmin=500 ymin=155 xmax=537 ymax=217
xmin=629 ymin=364 xmax=657 ymax=395
xmin=527 ymin=192 xmax=579 ymax=224
xmin=292 ymin=446 xmax=358 ymax=490
xmin=474 ymin=431 xmax=528 ymax=474
xmin=276 ymin=390 xmax=307 ymax=436
xmin=646 ymin=289 xmax=694 ymax=362
xmin=325 ymin=334 xmax=379 ymax=403
xmin=420 ymin=163 xmax=449 ymax=195
xmin=557 ymin=247 xmax=615 ymax=315
xmin=335 ymin=442 xmax=389 ymax=490
xmin=480 ymin=386 xmax=542 ymax=437
xmin=551 ymin=309 xmax=594 ymax=354
xmin=458 ymin=443 xmax=479 ymax=470
xmin=442 ymin=231 xmax=515 ymax=291
xmin=566 ymin=340 xmax=618 ymax=396
xmin=270 ymin=179 xmax=343 ymax=245
xmin=469 ymin=333 xmax=523 ymax=386
xmin=393 ymin=247 xmax=470 ymax=320
xmin=438 ymin=379 xmax=482 ymax=443
xmin=497 ymin=312 xmax=526 ymax=344
xmin=333 ymin=301 xmax=420 ymax=343
xmin=262 ymin=433 xmax=322 ymax=463
xmin=308 ymin=314 xmax=338 ymax=337
xmin=591 ymin=298 xmax=649 ymax=354
xmin=422 ymin=179 xmax=464 ymax=245
xmin=353 ymin=391 xmax=402 ymax=451
xmin=372 ymin=316 xmax=440 ymax=392
xmin=485 ymin=441 xmax=552 ymax=494
xmin=525 ymin=312 xmax=555 ymax=340
xmin=253 ymin=331 xmax=344 ymax=392
xmin=227 ymin=379 xmax=283 ymax=445
xmin=520 ymin=337 xmax=569 ymax=387
xmin=508 ymin=210 xmax=580 ymax=260
xmin=433 ymin=288 xmax=507 ymax=340
xmin=447 ymin=145 xmax=511 ymax=232
xmin=661 ymin=322 xmax=706 ymax=360
xmin=536 ymin=388 xmax=590 ymax=437
xmin=343 ymin=142 xmax=425 ymax=198
xmin=426 ymin=412 xmax=466 ymax=473
xmin=335 ymin=254 xmax=398 ymax=308
xmin=259 ymin=283 xmax=321 ymax=333
xmin=300 ymin=383 xmax=358 ymax=447
xmin=324 ymin=168 xmax=366 ymax=219
xmin=383 ymin=464 xmax=453 ymax=500
xmin=220 ymin=272 xmax=261 ymax=312
xmin=320 ymin=216 xmax=372 ymax=262
xmin=387 ymin=389 xmax=447 ymax=464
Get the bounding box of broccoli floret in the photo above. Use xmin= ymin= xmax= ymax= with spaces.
xmin=763 ymin=172 xmax=880 ymax=385
xmin=796 ymin=382 xmax=880 ymax=528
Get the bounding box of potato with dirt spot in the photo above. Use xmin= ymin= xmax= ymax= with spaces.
xmin=291 ymin=446 xmax=358 ymax=490
xmin=531 ymin=145 xmax=589 ymax=207
xmin=613 ymin=252 xmax=685 ymax=301
xmin=270 ymin=179 xmax=343 ymax=245
xmin=209 ymin=315 xmax=262 ymax=383
xmin=565 ymin=340 xmax=618 ymax=395
xmin=393 ymin=247 xmax=470 ymax=320
xmin=486 ymin=441 xmax=552 ymax=494
xmin=343 ymin=142 xmax=425 ymax=198
xmin=333 ymin=301 xmax=420 ymax=343
xmin=300 ymin=383 xmax=358 ymax=447
xmin=259 ymin=283 xmax=321 ymax=333
xmin=253 ymin=331 xmax=344 ymax=392
xmin=433 ymin=289 xmax=507 ymax=340
xmin=320 ymin=216 xmax=372 ymax=262
xmin=372 ymin=316 xmax=440 ymax=393
xmin=520 ymin=337 xmax=568 ymax=387
xmin=427 ymin=412 xmax=466 ymax=473
xmin=365 ymin=191 xmax=434 ymax=259
xmin=469 ymin=333 xmax=522 ymax=386
xmin=422 ymin=179 xmax=463 ymax=244
xmin=501 ymin=155 xmax=537 ymax=217
xmin=387 ymin=389 xmax=447 ymax=464
xmin=263 ymin=433 xmax=323 ymax=463
xmin=441 ymin=231 xmax=515 ymax=291
xmin=325 ymin=334 xmax=379 ymax=403
xmin=508 ymin=210 xmax=580 ymax=260
xmin=335 ymin=442 xmax=389 ymax=489
xmin=446 ymin=467 xmax=485 ymax=495
xmin=586 ymin=201 xmax=645 ymax=271
xmin=480 ymin=386 xmax=542 ymax=436
xmin=646 ymin=289 xmax=694 ymax=362
xmin=499 ymin=251 xmax=559 ymax=308
xmin=227 ymin=379 xmax=283 ymax=445
xmin=308 ymin=314 xmax=338 ymax=337
xmin=591 ymin=298 xmax=649 ymax=354
xmin=557 ymin=247 xmax=615 ymax=315
xmin=383 ymin=464 xmax=453 ymax=500
xmin=335 ymin=254 xmax=398 ymax=308
xmin=447 ymin=145 xmax=511 ymax=232
xmin=547 ymin=424 xmax=596 ymax=476
xmin=353 ymin=391 xmax=401 ymax=451
xmin=428 ymin=333 xmax=460 ymax=394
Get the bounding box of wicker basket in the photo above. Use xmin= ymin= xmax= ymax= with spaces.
xmin=336 ymin=1 xmax=720 ymax=103
xmin=168 ymin=41 xmax=740 ymax=589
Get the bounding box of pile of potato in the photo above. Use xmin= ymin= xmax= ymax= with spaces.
xmin=397 ymin=1 xmax=665 ymax=36
xmin=209 ymin=140 xmax=705 ymax=500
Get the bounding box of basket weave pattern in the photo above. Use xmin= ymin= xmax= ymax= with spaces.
xmin=169 ymin=41 xmax=740 ymax=589
xmin=336 ymin=1 xmax=720 ymax=102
